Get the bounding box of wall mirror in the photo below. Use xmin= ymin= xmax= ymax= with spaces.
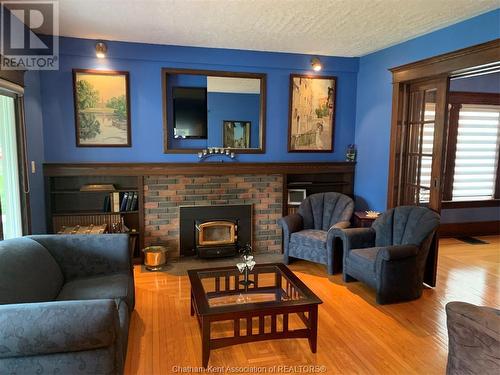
xmin=162 ymin=68 xmax=266 ymax=153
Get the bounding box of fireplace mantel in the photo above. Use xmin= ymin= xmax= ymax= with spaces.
xmin=43 ymin=162 xmax=355 ymax=177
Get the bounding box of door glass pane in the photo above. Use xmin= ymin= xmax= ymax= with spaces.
xmin=420 ymin=156 xmax=433 ymax=188
xmin=0 ymin=95 xmax=22 ymax=239
xmin=408 ymin=123 xmax=422 ymax=153
xmin=409 ymin=91 xmax=423 ymax=122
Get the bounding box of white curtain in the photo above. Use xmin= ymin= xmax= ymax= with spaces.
xmin=0 ymin=94 xmax=22 ymax=239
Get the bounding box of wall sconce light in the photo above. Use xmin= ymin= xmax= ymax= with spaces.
xmin=95 ymin=42 xmax=107 ymax=58
xmin=311 ymin=57 xmax=322 ymax=72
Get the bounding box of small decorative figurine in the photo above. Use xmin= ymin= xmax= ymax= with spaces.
xmin=346 ymin=144 xmax=356 ymax=162
xmin=236 ymin=243 xmax=255 ymax=286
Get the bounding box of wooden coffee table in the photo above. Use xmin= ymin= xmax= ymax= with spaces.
xmin=188 ymin=263 xmax=322 ymax=367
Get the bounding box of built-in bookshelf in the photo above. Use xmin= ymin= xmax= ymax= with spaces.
xmin=45 ymin=175 xmax=144 ymax=263
xmin=284 ymin=169 xmax=355 ymax=215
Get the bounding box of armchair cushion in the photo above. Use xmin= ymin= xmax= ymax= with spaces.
xmin=348 ymin=247 xmax=380 ymax=274
xmin=290 ymin=230 xmax=327 ymax=249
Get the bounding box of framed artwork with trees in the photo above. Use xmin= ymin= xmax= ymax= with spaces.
xmin=73 ymin=69 xmax=131 ymax=147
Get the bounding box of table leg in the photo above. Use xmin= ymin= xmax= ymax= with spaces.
xmin=201 ymin=317 xmax=210 ymax=367
xmin=308 ymin=305 xmax=318 ymax=353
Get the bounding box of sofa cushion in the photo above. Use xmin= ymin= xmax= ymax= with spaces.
xmin=347 ymin=247 xmax=381 ymax=274
xmin=0 ymin=238 xmax=63 ymax=304
xmin=290 ymin=229 xmax=327 ymax=249
xmin=56 ymin=273 xmax=132 ymax=307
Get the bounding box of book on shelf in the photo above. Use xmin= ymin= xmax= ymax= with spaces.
xmin=130 ymin=192 xmax=138 ymax=211
xmin=125 ymin=192 xmax=135 ymax=211
xmin=102 ymin=191 xmax=137 ymax=213
xmin=111 ymin=192 xmax=121 ymax=213
xmin=103 ymin=195 xmax=111 ymax=212
xmin=120 ymin=192 xmax=129 ymax=212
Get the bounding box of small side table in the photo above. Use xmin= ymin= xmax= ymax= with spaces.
xmin=353 ymin=211 xmax=379 ymax=228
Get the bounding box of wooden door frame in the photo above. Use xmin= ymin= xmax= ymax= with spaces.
xmin=387 ymin=39 xmax=500 ymax=209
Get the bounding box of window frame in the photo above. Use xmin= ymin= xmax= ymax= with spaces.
xmin=442 ymin=91 xmax=500 ymax=208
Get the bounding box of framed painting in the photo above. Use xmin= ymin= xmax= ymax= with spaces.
xmin=73 ymin=69 xmax=131 ymax=147
xmin=223 ymin=120 xmax=251 ymax=148
xmin=288 ymin=74 xmax=337 ymax=152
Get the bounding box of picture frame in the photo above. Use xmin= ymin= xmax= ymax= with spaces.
xmin=287 ymin=74 xmax=337 ymax=152
xmin=73 ymin=69 xmax=131 ymax=147
xmin=223 ymin=120 xmax=251 ymax=148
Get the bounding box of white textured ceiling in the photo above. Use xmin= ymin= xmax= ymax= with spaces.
xmin=16 ymin=0 xmax=500 ymax=57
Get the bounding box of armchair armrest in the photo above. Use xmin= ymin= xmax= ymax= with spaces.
xmin=0 ymin=300 xmax=119 ymax=359
xmin=330 ymin=227 xmax=376 ymax=250
xmin=378 ymin=244 xmax=419 ymax=261
xmin=28 ymin=234 xmax=131 ymax=280
xmin=330 ymin=221 xmax=351 ymax=230
xmin=278 ymin=213 xmax=303 ymax=234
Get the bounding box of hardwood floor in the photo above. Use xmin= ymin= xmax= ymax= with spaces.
xmin=124 ymin=236 xmax=499 ymax=375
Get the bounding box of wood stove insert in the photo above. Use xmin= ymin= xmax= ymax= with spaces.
xmin=180 ymin=205 xmax=251 ymax=258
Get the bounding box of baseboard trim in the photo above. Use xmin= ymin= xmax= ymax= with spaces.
xmin=439 ymin=221 xmax=500 ymax=237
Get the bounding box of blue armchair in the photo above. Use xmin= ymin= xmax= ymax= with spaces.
xmin=333 ymin=205 xmax=440 ymax=304
xmin=278 ymin=192 xmax=354 ymax=274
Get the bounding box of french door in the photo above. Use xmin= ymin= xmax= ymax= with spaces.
xmin=393 ymin=77 xmax=449 ymax=213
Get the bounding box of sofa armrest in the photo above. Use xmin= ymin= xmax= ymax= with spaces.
xmin=28 ymin=234 xmax=131 ymax=280
xmin=378 ymin=244 xmax=419 ymax=261
xmin=278 ymin=213 xmax=303 ymax=235
xmin=0 ymin=299 xmax=120 ymax=359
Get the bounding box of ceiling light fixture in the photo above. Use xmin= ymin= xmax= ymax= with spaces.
xmin=311 ymin=57 xmax=322 ymax=72
xmin=95 ymin=42 xmax=107 ymax=58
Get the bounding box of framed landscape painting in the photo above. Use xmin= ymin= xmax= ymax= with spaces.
xmin=223 ymin=120 xmax=251 ymax=148
xmin=288 ymin=74 xmax=337 ymax=152
xmin=73 ymin=69 xmax=131 ymax=147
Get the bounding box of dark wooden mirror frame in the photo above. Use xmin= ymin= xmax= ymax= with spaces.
xmin=161 ymin=68 xmax=267 ymax=154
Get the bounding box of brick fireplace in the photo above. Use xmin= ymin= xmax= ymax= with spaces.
xmin=143 ymin=174 xmax=283 ymax=257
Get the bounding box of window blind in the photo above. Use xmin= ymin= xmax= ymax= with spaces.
xmin=452 ymin=104 xmax=500 ymax=201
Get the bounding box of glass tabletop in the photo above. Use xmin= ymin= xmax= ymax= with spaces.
xmin=189 ymin=263 xmax=321 ymax=313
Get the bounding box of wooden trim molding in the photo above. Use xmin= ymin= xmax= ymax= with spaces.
xmin=442 ymin=199 xmax=500 ymax=209
xmin=439 ymin=221 xmax=500 ymax=237
xmin=390 ymin=39 xmax=500 ymax=83
xmin=43 ymin=162 xmax=356 ymax=177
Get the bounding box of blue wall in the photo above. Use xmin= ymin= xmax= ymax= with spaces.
xmin=39 ymin=37 xmax=359 ymax=163
xmin=354 ymin=9 xmax=500 ymax=212
xmin=207 ymin=93 xmax=260 ymax=148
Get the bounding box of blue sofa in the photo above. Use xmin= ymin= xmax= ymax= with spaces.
xmin=0 ymin=234 xmax=134 ymax=374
